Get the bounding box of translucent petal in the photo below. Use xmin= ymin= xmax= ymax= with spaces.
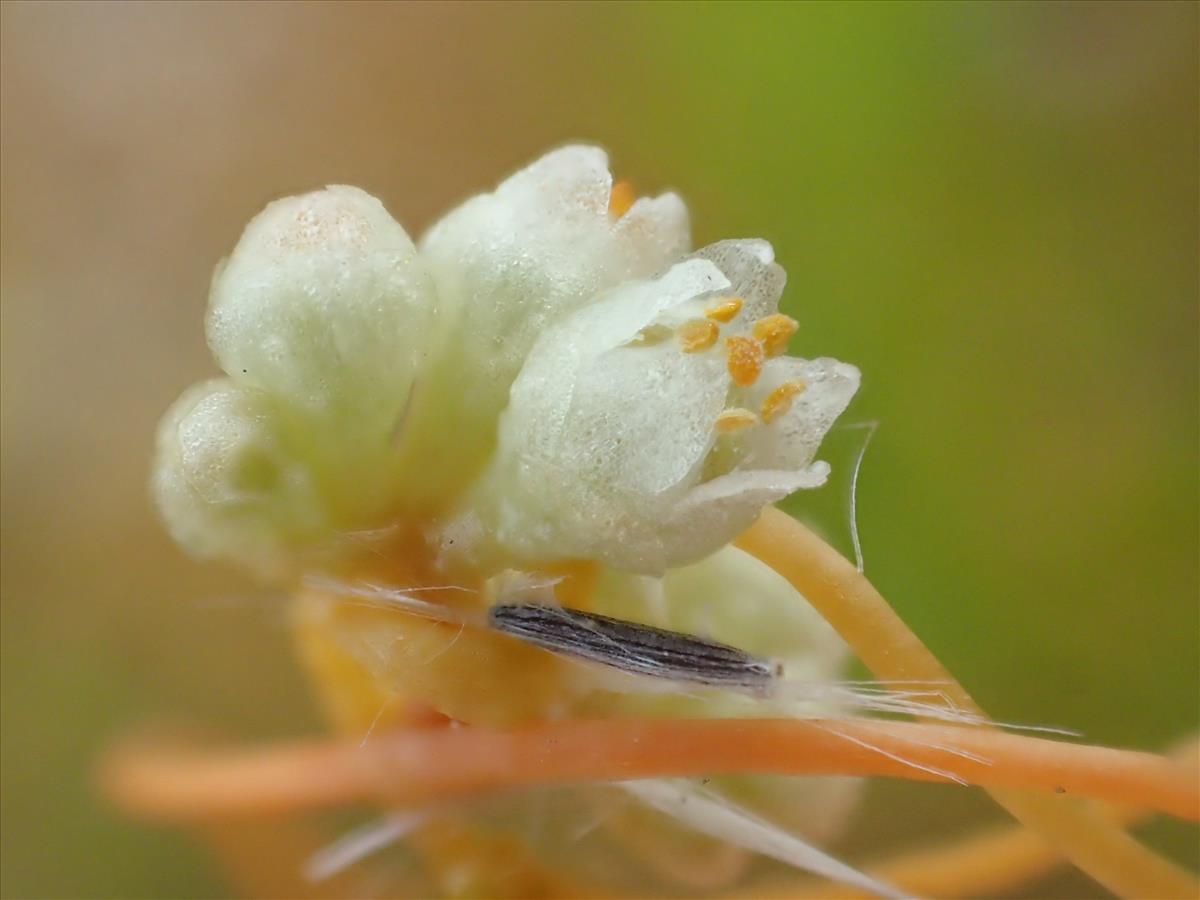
xmin=449 ymin=245 xmax=858 ymax=574
xmin=691 ymin=239 xmax=786 ymax=323
xmin=656 ymin=466 xmax=830 ymax=566
xmin=614 ymin=192 xmax=691 ymax=276
xmin=742 ymin=356 xmax=862 ymax=471
xmin=459 ymin=261 xmax=734 ymax=573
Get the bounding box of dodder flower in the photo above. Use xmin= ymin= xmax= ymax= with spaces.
xmin=150 ymin=144 xmax=865 ymax=893
xmin=154 ymin=146 xmax=858 ymax=580
xmin=138 ymin=147 xmax=1196 ymax=899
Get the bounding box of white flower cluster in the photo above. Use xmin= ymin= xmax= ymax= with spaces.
xmin=153 ymin=146 xmax=859 ymax=577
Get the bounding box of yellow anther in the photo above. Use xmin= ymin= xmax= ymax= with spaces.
xmin=678 ymin=319 xmax=720 ymax=353
xmin=752 ymin=313 xmax=799 ymax=357
xmin=705 ymin=297 xmax=744 ymax=323
xmin=608 ymin=179 xmax=637 ymax=218
xmin=725 ymin=335 xmax=765 ymax=387
xmin=761 ymin=380 xmax=807 ymax=423
xmin=714 ymin=408 xmax=758 ymax=434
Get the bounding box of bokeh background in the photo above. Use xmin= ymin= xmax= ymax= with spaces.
xmin=2 ymin=2 xmax=1196 ymax=897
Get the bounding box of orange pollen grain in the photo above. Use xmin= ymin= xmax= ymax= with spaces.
xmin=678 ymin=319 xmax=720 ymax=352
xmin=761 ymin=380 xmax=807 ymax=423
xmin=725 ymin=336 xmax=765 ymax=386
xmin=752 ymin=314 xmax=799 ymax=357
xmin=608 ymin=180 xmax=637 ymax=218
xmin=705 ymin=297 xmax=744 ymax=323
xmin=714 ymin=408 xmax=758 ymax=434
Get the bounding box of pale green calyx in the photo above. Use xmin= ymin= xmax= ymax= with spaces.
xmin=153 ymin=146 xmax=859 ymax=577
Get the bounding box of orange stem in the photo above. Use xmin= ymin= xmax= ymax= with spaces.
xmin=99 ymin=717 xmax=1198 ymax=823
xmin=731 ymin=813 xmax=1142 ymax=900
xmin=734 ymin=507 xmax=1200 ymax=899
xmin=775 ymin=739 xmax=1200 ymax=899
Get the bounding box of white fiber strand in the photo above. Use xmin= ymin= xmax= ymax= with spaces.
xmin=837 ymin=420 xmax=878 ymax=573
xmin=817 ymin=723 xmax=966 ymax=786
xmin=620 ymin=779 xmax=906 ymax=899
xmin=301 ymin=575 xmax=479 ymax=625
xmin=303 ymin=812 xmax=425 ymax=883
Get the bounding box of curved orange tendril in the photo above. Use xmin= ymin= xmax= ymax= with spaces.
xmin=734 ymin=507 xmax=1200 ymax=899
xmin=766 ymin=736 xmax=1200 ymax=899
xmin=99 ymin=717 xmax=1197 ymax=823
xmin=100 ymin=508 xmax=1199 ymax=897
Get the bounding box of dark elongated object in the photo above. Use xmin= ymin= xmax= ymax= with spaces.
xmin=489 ymin=602 xmax=779 ymax=693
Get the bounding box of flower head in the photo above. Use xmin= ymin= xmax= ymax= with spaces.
xmin=460 ymin=241 xmax=859 ymax=574
xmin=153 ymin=146 xmax=859 ymax=579
xmin=135 ymin=148 xmax=1200 ymax=898
xmin=150 ymin=145 xmax=866 ymax=888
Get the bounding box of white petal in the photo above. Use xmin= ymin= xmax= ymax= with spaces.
xmin=447 ymin=243 xmax=857 ymax=574
xmin=463 ymin=260 xmax=734 ymax=573
xmin=491 ymin=144 xmax=613 ymax=215
xmin=416 ymin=146 xmax=692 ymax=440
xmin=742 ymin=357 xmax=861 ymax=471
xmin=614 ymin=192 xmax=691 ymax=275
xmin=151 ymin=379 xmax=325 ymax=577
xmin=653 ymin=356 xmax=857 ymax=554
xmin=206 ymin=185 xmax=436 ymax=433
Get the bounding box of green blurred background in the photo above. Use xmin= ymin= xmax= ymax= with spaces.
xmin=2 ymin=2 xmax=1196 ymax=897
